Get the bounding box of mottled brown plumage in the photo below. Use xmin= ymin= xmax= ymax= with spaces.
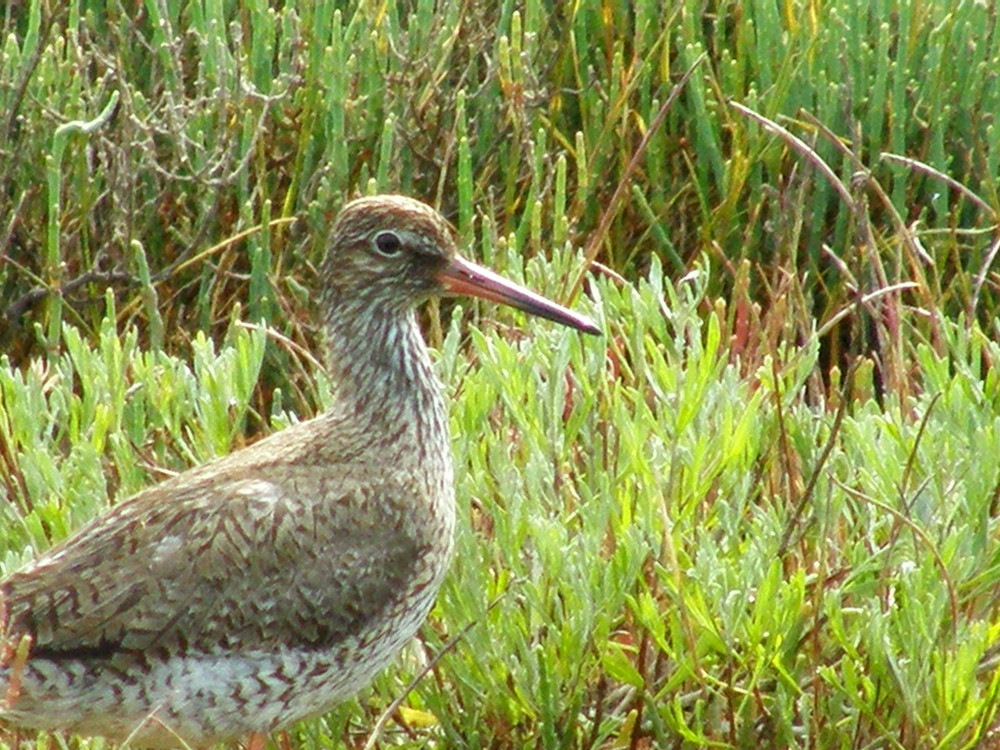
xmin=0 ymin=195 xmax=598 ymax=747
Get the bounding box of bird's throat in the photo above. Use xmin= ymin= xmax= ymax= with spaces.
xmin=323 ymin=304 xmax=446 ymax=441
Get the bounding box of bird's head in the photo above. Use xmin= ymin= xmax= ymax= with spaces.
xmin=321 ymin=194 xmax=599 ymax=334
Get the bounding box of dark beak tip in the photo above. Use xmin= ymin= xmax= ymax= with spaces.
xmin=538 ymin=309 xmax=602 ymax=336
xmin=565 ymin=313 xmax=601 ymax=336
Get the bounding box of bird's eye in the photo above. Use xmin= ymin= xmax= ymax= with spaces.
xmin=372 ymin=231 xmax=403 ymax=257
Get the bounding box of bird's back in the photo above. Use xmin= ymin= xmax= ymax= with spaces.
xmin=0 ymin=390 xmax=454 ymax=747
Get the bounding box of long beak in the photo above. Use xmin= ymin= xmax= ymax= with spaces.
xmin=437 ymin=255 xmax=601 ymax=335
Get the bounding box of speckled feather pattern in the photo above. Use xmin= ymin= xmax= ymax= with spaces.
xmin=0 ymin=196 xmax=457 ymax=747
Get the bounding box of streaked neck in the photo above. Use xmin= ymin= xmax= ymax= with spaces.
xmin=322 ymin=300 xmax=444 ymax=434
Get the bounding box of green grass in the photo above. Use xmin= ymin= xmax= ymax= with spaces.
xmin=2 ymin=0 xmax=1000 ymax=747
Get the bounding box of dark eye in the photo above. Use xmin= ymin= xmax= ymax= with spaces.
xmin=373 ymin=231 xmax=403 ymax=256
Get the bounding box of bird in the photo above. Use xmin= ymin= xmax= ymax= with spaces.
xmin=0 ymin=194 xmax=599 ymax=748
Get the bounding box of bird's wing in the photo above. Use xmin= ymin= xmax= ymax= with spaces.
xmin=1 ymin=458 xmax=430 ymax=664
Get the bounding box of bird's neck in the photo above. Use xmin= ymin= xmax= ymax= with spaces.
xmin=322 ymin=302 xmax=445 ymax=436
